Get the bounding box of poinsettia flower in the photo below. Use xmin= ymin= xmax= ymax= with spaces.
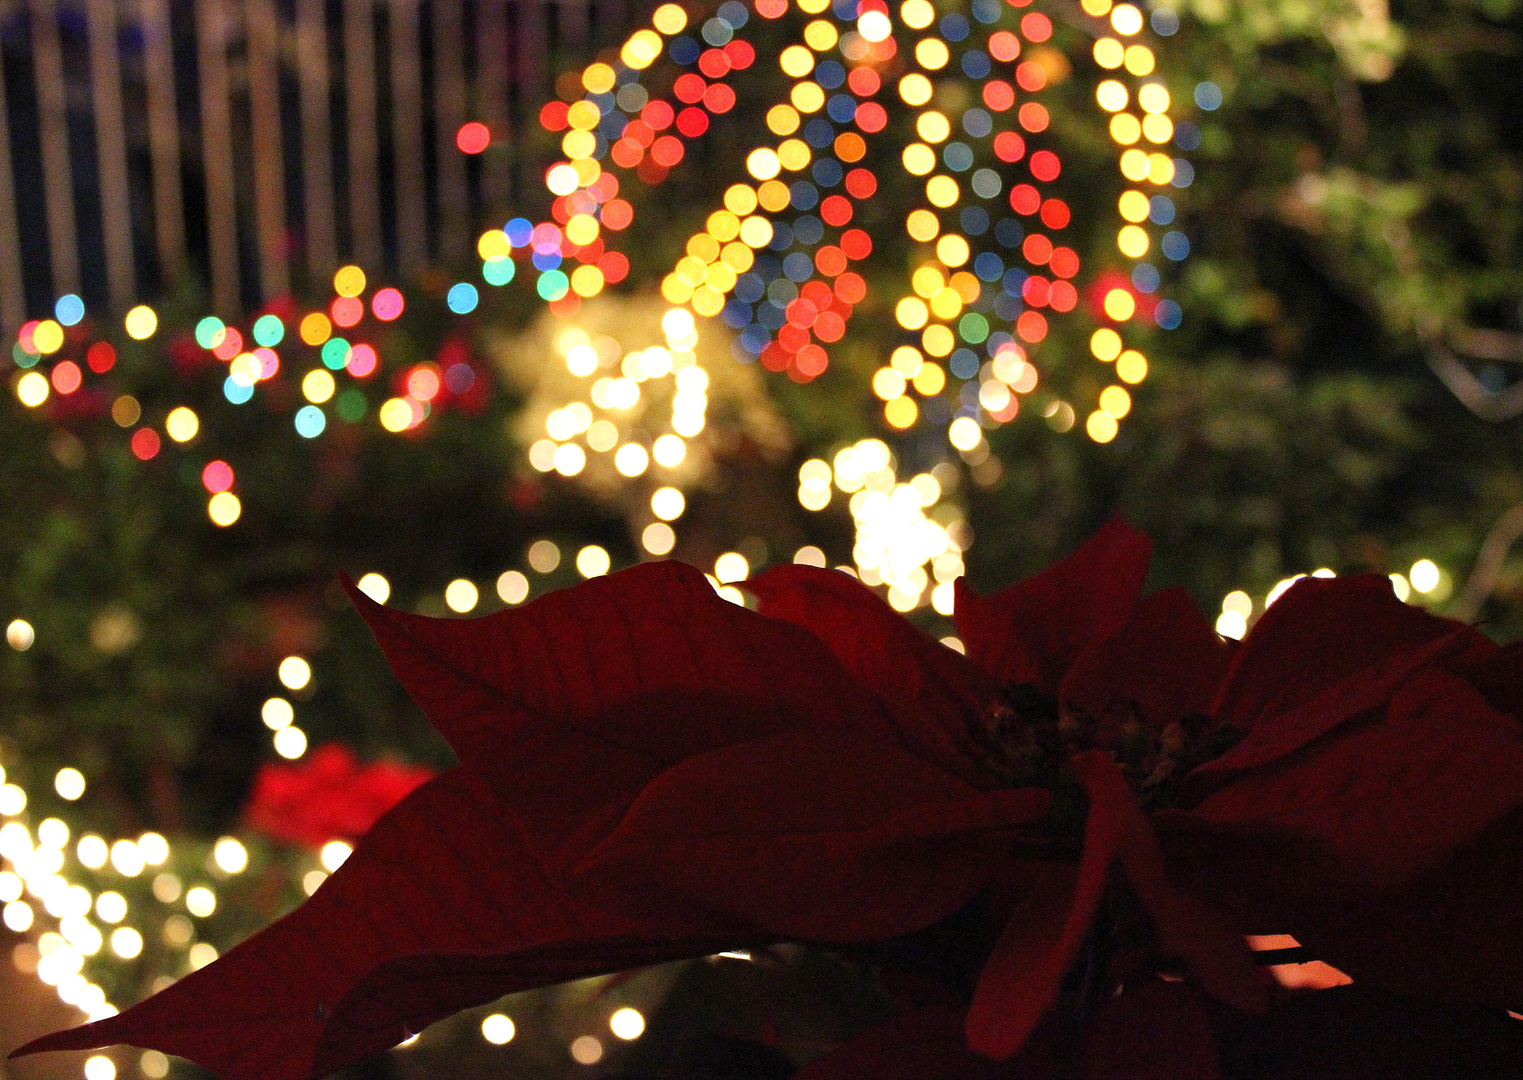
xmin=27 ymin=518 xmax=1515 ymax=1079
xmin=1155 ymin=574 xmax=1523 ymax=1012
xmin=242 ymin=742 xmax=438 ymax=848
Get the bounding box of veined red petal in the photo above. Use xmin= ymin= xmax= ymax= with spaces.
xmin=1189 ymin=629 xmax=1484 ymax=794
xmin=1210 ymin=574 xmax=1490 ymax=733
xmin=572 ymin=729 xmax=1050 ymax=940
xmin=965 ymin=764 xmax=1124 ymax=1058
xmin=748 ymin=563 xmax=996 ymax=786
xmin=342 ymin=563 xmax=920 ymax=876
xmin=967 ymin=753 xmax=1264 ymax=1061
xmin=1191 ymin=669 xmax=1523 ymax=891
xmin=13 ymin=769 xmax=745 ymax=1080
xmin=1060 ymin=587 xmax=1231 ymax=733
xmin=955 ymin=517 xmax=1152 ymax=696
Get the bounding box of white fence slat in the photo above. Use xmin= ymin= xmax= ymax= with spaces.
xmin=87 ymin=0 xmax=136 ymax=310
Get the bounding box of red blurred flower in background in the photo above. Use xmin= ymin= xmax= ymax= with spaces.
xmin=242 ymin=743 xmax=437 ymax=848
xmin=15 ymin=520 xmax=1523 ymax=1080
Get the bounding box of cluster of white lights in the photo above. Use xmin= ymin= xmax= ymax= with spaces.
xmin=528 ymin=311 xmax=705 ymax=494
xmin=1215 ymin=558 xmax=1449 ymax=640
xmin=797 ymin=439 xmax=964 ymax=612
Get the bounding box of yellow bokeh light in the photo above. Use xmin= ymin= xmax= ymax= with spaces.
xmin=903 ymin=143 xmax=936 ymax=175
xmin=582 ymin=62 xmax=616 ymax=94
xmin=926 ymin=175 xmax=960 ymax=208
xmin=1094 ymin=37 xmax=1125 ymax=68
xmin=675 ymin=256 xmax=707 ymax=286
xmin=885 ymin=396 xmax=919 ymax=428
xmin=906 ymin=209 xmax=940 ymax=242
xmin=165 ymin=406 xmax=199 ymax=442
xmin=1102 ymin=383 xmax=1139 ymax=417
xmin=565 ymin=213 xmax=598 ymax=246
xmin=1081 ymin=0 xmax=1113 ymax=14
xmin=1087 ymin=410 xmax=1120 ymax=442
xmin=622 ymin=29 xmax=662 ymax=68
xmin=896 ymin=297 xmax=930 ymax=330
xmin=691 ymin=286 xmax=724 ymax=316
xmin=1118 ymin=190 xmax=1150 ymax=222
xmin=1091 ymin=328 xmax=1123 ymax=361
xmin=1096 ymin=80 xmax=1129 ymax=112
xmin=803 ymin=19 xmax=838 ymax=50
xmin=916 ymin=112 xmax=951 ymax=143
xmin=746 ymin=148 xmax=781 ymax=180
xmin=1117 ymin=350 xmax=1149 ymax=383
xmin=302 ymin=369 xmax=336 ymax=403
xmin=661 ymin=275 xmax=694 ymax=304
xmin=725 ymin=185 xmax=758 ymax=215
xmin=1147 ymin=153 xmax=1176 ymax=184
xmin=891 ymin=346 xmax=925 ymax=377
xmin=566 ymin=101 xmax=600 ymax=131
xmin=333 ymin=265 xmax=366 ymax=297
xmin=780 ymin=45 xmax=814 ymax=77
xmin=124 ymin=305 xmax=158 ymax=340
xmin=1143 ymin=113 xmax=1174 ymax=143
xmin=651 ymin=486 xmax=685 ymax=520
xmin=1104 ymin=289 xmax=1137 ymax=321
xmin=948 ymin=416 xmax=982 ymax=450
xmin=913 ymin=363 xmax=946 ymax=395
xmin=445 ymin=579 xmax=479 ymax=613
xmin=1100 ymin=385 xmax=1133 ymax=418
xmin=757 ymin=180 xmax=792 ymax=211
xmin=791 ymin=82 xmax=825 ymax=113
xmin=207 ymin=492 xmax=241 ymax=526
xmin=688 ymin=233 xmax=720 ymax=263
xmin=1120 ymin=149 xmax=1151 ymax=181
xmin=563 ymin=129 xmax=596 ymax=160
xmin=873 ymin=368 xmax=907 ymax=400
xmin=478 ymin=229 xmax=510 ymax=260
xmin=16 ymin=371 xmax=48 ymax=407
xmin=300 ymin=312 xmax=332 ymax=345
xmin=929 ymin=287 xmax=963 ymax=320
xmin=1111 ymin=3 xmax=1144 ymax=34
xmin=1117 ymin=224 xmax=1151 ymax=257
xmin=900 ymin=0 xmax=935 ymax=30
xmin=936 ymin=234 xmax=970 ymax=267
xmin=778 ymin=139 xmax=811 ymax=171
xmin=922 ymin=324 xmax=955 ymax=356
xmin=32 ymin=319 xmax=63 ymax=354
xmin=1110 ymin=113 xmax=1142 ymax=144
xmin=912 ymin=266 xmax=945 ymax=298
xmin=899 ymin=74 xmax=933 ymax=107
xmin=915 ymin=39 xmax=949 ymax=70
xmin=1124 ymin=45 xmax=1155 ymax=75
xmin=571 ymin=158 xmax=600 ymax=186
xmin=739 ymin=216 xmax=774 ymax=247
xmin=1138 ymin=83 xmax=1171 ymax=113
xmin=721 ymin=242 xmax=754 ymax=272
xmin=379 ymin=397 xmax=414 ymax=431
xmin=571 ymin=265 xmax=606 ymax=298
xmin=767 ymin=105 xmax=800 ymax=135
xmin=652 ymin=3 xmax=686 ymax=33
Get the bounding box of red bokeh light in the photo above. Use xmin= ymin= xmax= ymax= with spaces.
xmin=456 ymin=122 xmax=490 ymax=154
xmin=50 ymin=360 xmax=81 ymax=394
xmin=86 ymin=341 xmax=115 ymax=373
xmin=372 ymin=287 xmax=404 ymax=321
xmin=130 ymin=428 xmax=161 ymax=460
xmin=202 ymin=460 xmax=235 ymax=493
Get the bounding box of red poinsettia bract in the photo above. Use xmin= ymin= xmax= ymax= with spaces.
xmin=13 ymin=519 xmax=1523 ymax=1080
xmin=243 ymin=742 xmax=437 ymax=849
